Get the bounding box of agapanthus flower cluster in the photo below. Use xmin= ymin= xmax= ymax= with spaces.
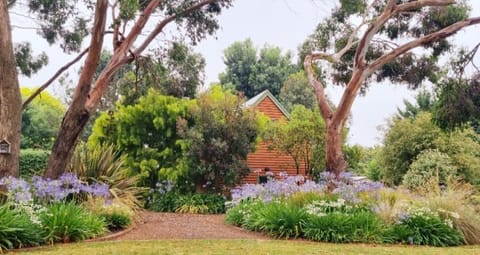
xmin=0 ymin=173 xmax=110 ymax=204
xmin=230 ymin=171 xmax=384 ymax=206
xmin=230 ymin=175 xmax=326 ymax=205
xmin=153 ymin=180 xmax=175 ymax=194
xmin=316 ymin=171 xmax=384 ymax=204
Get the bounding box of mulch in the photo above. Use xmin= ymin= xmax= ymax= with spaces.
xmin=109 ymin=211 xmax=271 ymax=241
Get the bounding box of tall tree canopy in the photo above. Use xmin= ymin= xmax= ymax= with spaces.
xmin=21 ymin=88 xmax=65 ymax=150
xmin=278 ymin=71 xmax=318 ymax=112
xmin=1 ymin=0 xmax=234 ymax=179
xmin=302 ymin=0 xmax=480 ymax=176
xmin=219 ymin=39 xmax=298 ymax=98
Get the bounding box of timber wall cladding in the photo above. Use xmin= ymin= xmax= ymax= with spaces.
xmin=244 ymin=92 xmax=307 ymax=184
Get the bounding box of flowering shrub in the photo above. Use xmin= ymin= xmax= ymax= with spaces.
xmin=387 ymin=207 xmax=464 ymax=246
xmin=225 ymin=171 xmax=469 ymax=246
xmin=0 ymin=173 xmax=111 ymax=251
xmin=230 ymin=175 xmax=326 ymax=205
xmin=0 ymin=173 xmax=110 ymax=205
xmin=146 ymin=180 xmax=226 ymax=214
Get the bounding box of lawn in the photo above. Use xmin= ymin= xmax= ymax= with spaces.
xmin=13 ymin=240 xmax=480 ymax=255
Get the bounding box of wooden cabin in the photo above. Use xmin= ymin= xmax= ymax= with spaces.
xmin=243 ymin=90 xmax=307 ymax=184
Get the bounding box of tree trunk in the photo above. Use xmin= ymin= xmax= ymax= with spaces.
xmin=44 ymin=0 xmax=108 ymax=179
xmin=0 ymin=0 xmax=21 ymax=178
xmin=325 ymin=122 xmax=347 ymax=177
xmin=44 ymin=106 xmax=90 ymax=179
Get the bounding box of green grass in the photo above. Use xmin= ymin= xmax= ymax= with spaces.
xmin=13 ymin=240 xmax=480 ymax=255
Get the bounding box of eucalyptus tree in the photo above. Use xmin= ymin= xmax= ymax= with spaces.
xmin=302 ymin=0 xmax=480 ymax=176
xmin=1 ymin=0 xmax=234 ymax=179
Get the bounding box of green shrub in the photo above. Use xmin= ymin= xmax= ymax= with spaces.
xmin=102 ymin=213 xmax=132 ymax=231
xmin=147 ymin=191 xmax=179 ymax=212
xmin=175 ymin=193 xmax=226 ymax=214
xmin=0 ymin=204 xmax=44 ymax=251
xmin=40 ymin=202 xmax=106 ymax=243
xmin=83 ymin=197 xmax=134 ymax=232
xmin=194 ymin=193 xmax=226 ymax=214
xmin=19 ymin=149 xmax=49 ymax=178
xmin=386 ymin=213 xmax=463 ymax=246
xmin=225 ymin=200 xmax=261 ymax=226
xmin=148 ymin=192 xmax=226 ymax=214
xmin=402 ymin=149 xmax=457 ymax=191
xmin=244 ymin=202 xmax=307 ymax=238
xmin=302 ymin=211 xmax=383 ymax=243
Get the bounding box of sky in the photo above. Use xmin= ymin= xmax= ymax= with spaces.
xmin=12 ymin=0 xmax=480 ymax=147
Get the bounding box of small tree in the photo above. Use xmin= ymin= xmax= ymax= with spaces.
xmin=279 ymin=71 xmax=318 ymax=112
xmin=302 ymin=0 xmax=480 ymax=177
xmin=21 ymin=88 xmax=65 ymax=150
xmin=178 ymin=86 xmax=259 ymax=192
xmin=263 ymin=105 xmax=326 ymax=177
xmin=89 ymin=91 xmax=193 ymax=188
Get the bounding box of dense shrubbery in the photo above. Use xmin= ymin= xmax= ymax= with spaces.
xmin=379 ymin=112 xmax=480 ymax=187
xmin=40 ymin=202 xmax=106 ymax=243
xmin=146 ymin=181 xmax=226 ymax=214
xmin=225 ymin=172 xmax=480 ymax=246
xmin=19 ymin=149 xmax=49 ymax=178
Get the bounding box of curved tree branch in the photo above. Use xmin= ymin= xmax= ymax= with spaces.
xmin=368 ymin=17 xmax=480 ymax=75
xmin=85 ymin=0 xmax=161 ymax=110
xmin=133 ymin=0 xmax=217 ymax=56
xmin=304 ymin=54 xmax=334 ymax=122
xmin=22 ymin=47 xmax=89 ymax=109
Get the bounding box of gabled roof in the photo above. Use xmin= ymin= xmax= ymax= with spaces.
xmin=244 ymin=90 xmax=290 ymax=119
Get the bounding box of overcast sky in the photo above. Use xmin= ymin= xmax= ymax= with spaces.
xmin=13 ymin=0 xmax=480 ymax=147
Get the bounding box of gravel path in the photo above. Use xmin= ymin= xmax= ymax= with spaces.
xmin=112 ymin=211 xmax=271 ymax=240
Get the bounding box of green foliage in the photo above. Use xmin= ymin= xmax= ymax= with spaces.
xmin=219 ymin=39 xmax=257 ymax=98
xmin=179 ymin=86 xmax=259 ymax=191
xmin=147 ymin=191 xmax=180 ymax=213
xmin=174 ymin=193 xmax=226 ymax=214
xmin=245 ymin=202 xmax=308 ymax=239
xmin=0 ymin=204 xmax=44 ymax=251
xmin=83 ymin=197 xmax=134 ymax=232
xmin=225 ymin=200 xmax=262 ymax=227
xmin=219 ymin=39 xmax=298 ymax=98
xmin=89 ymin=91 xmax=193 ymax=189
xmin=14 ymin=42 xmax=48 ymax=77
xmin=148 ymin=192 xmax=226 ymax=214
xmin=263 ymin=105 xmax=326 ymax=177
xmin=302 ymin=211 xmax=383 ymax=243
xmin=380 ymin=112 xmax=480 ymax=186
xmin=19 ymin=149 xmax=49 ymax=178
xmin=102 ymin=213 xmax=132 ymax=231
xmin=279 ymin=71 xmax=317 ymax=112
xmin=343 ymin=145 xmax=365 ymax=173
xmin=21 ymin=88 xmax=65 ymax=150
xmin=40 ymin=202 xmax=106 ymax=243
xmin=379 ymin=112 xmax=442 ymax=185
xmin=434 ymin=75 xmax=480 ymax=131
xmin=397 ymin=89 xmax=436 ymax=119
xmin=387 ymin=214 xmax=463 ymax=247
xmin=402 ymin=150 xmax=457 ymax=191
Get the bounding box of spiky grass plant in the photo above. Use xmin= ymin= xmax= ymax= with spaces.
xmin=69 ymin=143 xmax=145 ymax=210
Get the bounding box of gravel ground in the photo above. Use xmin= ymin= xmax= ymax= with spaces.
xmin=112 ymin=211 xmax=271 ymax=240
